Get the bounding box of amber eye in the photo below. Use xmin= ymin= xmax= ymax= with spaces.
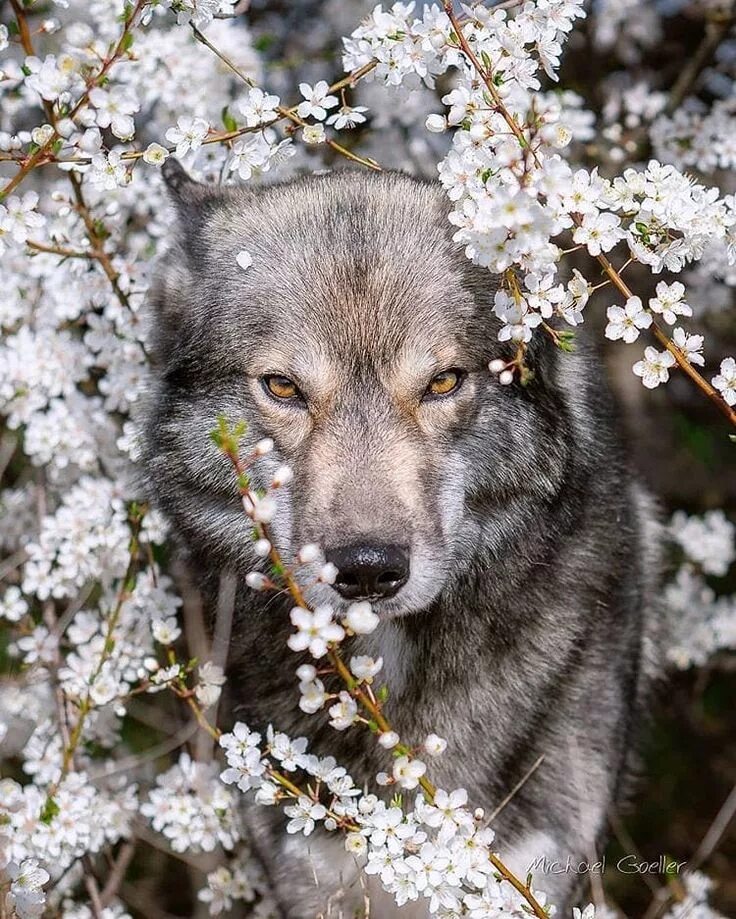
xmin=425 ymin=369 xmax=465 ymax=399
xmin=262 ymin=374 xmax=301 ymax=401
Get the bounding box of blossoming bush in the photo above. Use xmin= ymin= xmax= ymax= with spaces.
xmin=1 ymin=0 xmax=735 ymax=917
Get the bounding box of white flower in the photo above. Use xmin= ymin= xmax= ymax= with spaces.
xmin=605 ymin=296 xmax=652 ymax=343
xmin=87 ymin=151 xmax=127 ymax=190
xmin=236 ymin=250 xmax=253 ymax=271
xmin=632 ymin=346 xmax=677 ymax=389
xmin=165 ymin=115 xmax=209 ymax=157
xmin=296 ymin=81 xmax=338 ymax=121
xmin=421 ymin=787 xmax=473 ymax=841
xmin=649 ymin=281 xmax=692 ymax=325
xmin=342 ymin=601 xmax=379 ymax=634
xmin=245 ymin=571 xmax=268 ymax=590
xmin=298 ymin=677 xmax=327 ymax=714
xmin=143 ymin=143 xmax=169 ymax=166
xmin=0 ymin=585 xmax=29 ymax=623
xmin=328 ymin=691 xmax=358 ymax=730
xmin=287 ymin=605 xmax=345 ymax=658
xmin=255 ymin=438 xmax=274 ymax=455
xmin=423 ymin=733 xmax=447 ymax=757
xmin=242 ymin=492 xmax=276 ymax=523
xmin=349 ymin=655 xmax=383 ymax=680
xmin=195 ymin=662 xmax=226 ymax=708
xmin=670 ymin=510 xmax=735 ymax=576
xmin=573 ymin=906 xmax=596 ymax=919
xmin=672 ymin=328 xmax=704 ymax=366
xmin=425 ymin=113 xmax=447 ymax=133
xmin=7 ymin=859 xmax=49 ymax=919
xmin=327 ymin=105 xmax=368 ymax=129
xmin=227 ymin=133 xmax=280 ymax=180
xmin=272 ymin=465 xmax=293 ymax=487
xmin=88 ymin=86 xmax=139 ymax=139
xmin=712 ymin=357 xmax=736 ymax=406
xmin=296 ymin=664 xmax=316 ymax=682
xmin=378 ymin=731 xmax=400 ymax=749
xmin=236 ymin=87 xmax=280 ymax=126
xmin=4 ymin=191 xmax=45 ymax=244
xmin=151 ymin=616 xmax=181 ymax=645
xmin=269 ymin=731 xmax=308 ymax=771
xmin=297 ymin=543 xmax=322 ymax=564
xmin=253 ymin=538 xmax=271 ymax=557
xmin=302 ymin=123 xmax=326 ymax=145
xmin=392 ymin=756 xmax=427 ymax=790
xmin=494 ymin=292 xmax=543 ymax=344
xmin=345 ymin=832 xmax=367 ymax=856
xmin=284 ymin=796 xmax=327 ymax=835
xmin=572 ymin=211 xmax=623 ymax=256
xmin=316 ymin=561 xmax=338 ymax=584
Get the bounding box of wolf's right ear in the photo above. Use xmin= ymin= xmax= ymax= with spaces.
xmin=161 ymin=158 xmax=220 ymax=208
xmin=161 ymin=158 xmax=228 ymax=257
xmin=147 ymin=161 xmax=228 ymax=364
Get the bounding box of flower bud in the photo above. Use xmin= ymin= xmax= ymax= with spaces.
xmin=246 ymin=571 xmax=268 ymax=591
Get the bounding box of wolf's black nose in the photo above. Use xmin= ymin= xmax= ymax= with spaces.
xmin=326 ymin=543 xmax=409 ymax=600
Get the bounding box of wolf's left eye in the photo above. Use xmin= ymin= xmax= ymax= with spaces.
xmin=424 ymin=369 xmax=465 ymax=400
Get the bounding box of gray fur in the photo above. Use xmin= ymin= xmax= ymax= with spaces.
xmin=143 ymin=162 xmax=663 ymax=917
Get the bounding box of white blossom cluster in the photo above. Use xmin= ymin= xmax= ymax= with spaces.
xmin=140 ymin=753 xmax=240 ymax=853
xmin=218 ymin=721 xmax=553 ymax=918
xmin=2 ymin=773 xmax=137 ymax=885
xmin=1 ymin=0 xmax=736 ymax=916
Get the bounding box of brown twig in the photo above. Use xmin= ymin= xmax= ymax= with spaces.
xmin=26 ymin=239 xmax=93 ymax=260
xmin=666 ymin=7 xmax=736 ymax=115
xmin=99 ymin=843 xmax=137 ymax=909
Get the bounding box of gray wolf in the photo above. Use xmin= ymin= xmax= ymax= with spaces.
xmin=142 ymin=160 xmax=662 ymax=917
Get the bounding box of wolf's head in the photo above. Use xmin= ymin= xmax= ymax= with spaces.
xmin=143 ymin=164 xmax=580 ymax=618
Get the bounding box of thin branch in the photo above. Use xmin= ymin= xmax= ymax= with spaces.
xmin=666 ymin=7 xmax=736 ymax=115
xmin=26 ymin=239 xmax=93 ymax=260
xmin=99 ymin=843 xmax=136 ymax=909
xmin=190 ymin=25 xmax=382 ymax=172
xmin=486 ymin=754 xmax=545 ymax=823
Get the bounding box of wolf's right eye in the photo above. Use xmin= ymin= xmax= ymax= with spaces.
xmin=262 ymin=374 xmax=302 ymax=402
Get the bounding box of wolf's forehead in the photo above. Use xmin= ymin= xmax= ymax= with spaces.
xmin=204 ymin=173 xmax=484 ymax=365
xmin=245 ymin=245 xmax=475 ymax=369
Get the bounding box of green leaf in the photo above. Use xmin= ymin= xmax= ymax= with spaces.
xmin=221 ymin=106 xmax=238 ymax=133
xmin=254 ymin=34 xmax=275 ymax=53
xmin=40 ymin=796 xmax=60 ymax=825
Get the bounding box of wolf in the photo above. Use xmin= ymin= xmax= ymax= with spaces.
xmin=142 ymin=160 xmax=662 ymax=918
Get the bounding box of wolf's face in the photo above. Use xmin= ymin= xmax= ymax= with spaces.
xmin=145 ymin=166 xmax=571 ymax=617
